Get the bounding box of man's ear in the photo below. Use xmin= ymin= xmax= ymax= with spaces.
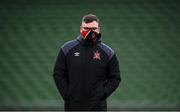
xmin=98 ymin=26 xmax=100 ymax=33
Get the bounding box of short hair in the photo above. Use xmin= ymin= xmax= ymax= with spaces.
xmin=82 ymin=14 xmax=99 ymax=24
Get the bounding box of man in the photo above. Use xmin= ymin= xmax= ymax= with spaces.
xmin=53 ymin=14 xmax=121 ymax=111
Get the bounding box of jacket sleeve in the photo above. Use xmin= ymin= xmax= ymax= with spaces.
xmin=103 ymin=54 xmax=121 ymax=99
xmin=53 ymin=49 xmax=68 ymax=101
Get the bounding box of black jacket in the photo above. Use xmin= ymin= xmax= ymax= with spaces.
xmin=53 ymin=35 xmax=121 ymax=110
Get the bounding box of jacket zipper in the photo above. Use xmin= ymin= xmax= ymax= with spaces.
xmin=82 ymin=46 xmax=88 ymax=99
xmin=84 ymin=46 xmax=89 ymax=98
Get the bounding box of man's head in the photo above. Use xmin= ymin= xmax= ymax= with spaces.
xmin=80 ymin=14 xmax=100 ymax=34
xmin=80 ymin=14 xmax=101 ymax=42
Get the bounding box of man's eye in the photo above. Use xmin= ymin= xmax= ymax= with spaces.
xmin=84 ymin=27 xmax=97 ymax=30
xmin=92 ymin=28 xmax=98 ymax=30
xmin=84 ymin=27 xmax=90 ymax=30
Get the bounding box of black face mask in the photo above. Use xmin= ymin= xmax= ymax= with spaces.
xmin=81 ymin=30 xmax=101 ymax=43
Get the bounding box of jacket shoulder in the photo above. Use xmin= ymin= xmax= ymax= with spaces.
xmin=61 ymin=39 xmax=79 ymax=55
xmin=98 ymin=43 xmax=114 ymax=60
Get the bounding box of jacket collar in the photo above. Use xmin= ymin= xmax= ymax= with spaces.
xmin=76 ymin=34 xmax=102 ymax=46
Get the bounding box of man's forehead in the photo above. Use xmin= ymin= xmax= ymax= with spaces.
xmin=81 ymin=21 xmax=99 ymax=27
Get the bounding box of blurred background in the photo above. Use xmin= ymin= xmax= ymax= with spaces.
xmin=0 ymin=0 xmax=180 ymax=110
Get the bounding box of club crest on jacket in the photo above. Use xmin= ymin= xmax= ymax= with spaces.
xmin=93 ymin=50 xmax=101 ymax=60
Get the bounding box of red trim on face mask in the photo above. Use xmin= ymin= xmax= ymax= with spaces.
xmin=81 ymin=30 xmax=89 ymax=38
